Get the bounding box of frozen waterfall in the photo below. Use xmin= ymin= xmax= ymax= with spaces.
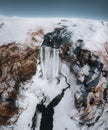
xmin=40 ymin=46 xmax=60 ymax=80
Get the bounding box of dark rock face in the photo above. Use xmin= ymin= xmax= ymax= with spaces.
xmin=0 ymin=42 xmax=39 ymax=125
xmin=60 ymin=41 xmax=108 ymax=126
xmin=42 ymin=28 xmax=71 ymax=49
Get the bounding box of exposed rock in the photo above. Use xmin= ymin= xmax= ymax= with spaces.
xmin=98 ymin=42 xmax=108 ymax=71
xmin=60 ymin=41 xmax=108 ymax=126
xmin=39 ymin=26 xmax=108 ymax=127
xmin=42 ymin=27 xmax=71 ymax=49
xmin=0 ymin=42 xmax=39 ymax=125
xmin=0 ymin=22 xmax=4 ymax=28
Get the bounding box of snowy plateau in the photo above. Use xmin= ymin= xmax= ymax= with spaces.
xmin=0 ymin=16 xmax=108 ymax=130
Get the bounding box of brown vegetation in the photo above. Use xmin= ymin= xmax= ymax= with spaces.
xmin=26 ymin=28 xmax=44 ymax=45
xmin=0 ymin=42 xmax=39 ymax=125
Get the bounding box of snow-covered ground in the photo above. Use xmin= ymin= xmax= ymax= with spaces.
xmin=0 ymin=17 xmax=60 ymax=45
xmin=13 ymin=60 xmax=78 ymax=130
xmin=0 ymin=16 xmax=108 ymax=130
xmin=0 ymin=16 xmax=108 ymax=50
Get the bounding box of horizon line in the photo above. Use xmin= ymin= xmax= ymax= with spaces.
xmin=0 ymin=15 xmax=107 ymax=22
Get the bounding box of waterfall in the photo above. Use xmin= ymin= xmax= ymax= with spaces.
xmin=40 ymin=46 xmax=60 ymax=80
xmin=53 ymin=48 xmax=59 ymax=78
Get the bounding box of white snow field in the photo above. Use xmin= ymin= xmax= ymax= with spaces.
xmin=0 ymin=16 xmax=108 ymax=130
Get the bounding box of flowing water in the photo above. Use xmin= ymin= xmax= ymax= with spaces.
xmin=40 ymin=46 xmax=60 ymax=80
xmin=14 ymin=46 xmax=108 ymax=130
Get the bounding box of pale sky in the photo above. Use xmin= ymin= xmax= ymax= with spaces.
xmin=0 ymin=0 xmax=108 ymax=20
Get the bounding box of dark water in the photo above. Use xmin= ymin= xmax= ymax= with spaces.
xmin=39 ymin=87 xmax=69 ymax=130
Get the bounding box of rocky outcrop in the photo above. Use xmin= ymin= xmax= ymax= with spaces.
xmin=42 ymin=27 xmax=71 ymax=49
xmin=0 ymin=42 xmax=39 ymax=125
xmin=98 ymin=42 xmax=108 ymax=71
xmin=40 ymin=26 xmax=108 ymax=127
xmin=60 ymin=41 xmax=108 ymax=126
